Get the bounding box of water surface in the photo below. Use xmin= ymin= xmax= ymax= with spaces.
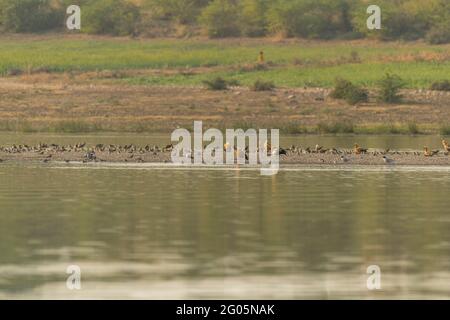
xmin=1 ymin=163 xmax=450 ymax=299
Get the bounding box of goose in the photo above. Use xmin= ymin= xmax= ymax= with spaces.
xmin=353 ymin=143 xmax=367 ymax=155
xmin=423 ymin=147 xmax=438 ymax=157
xmin=263 ymin=140 xmax=271 ymax=153
xmin=442 ymin=140 xmax=450 ymax=153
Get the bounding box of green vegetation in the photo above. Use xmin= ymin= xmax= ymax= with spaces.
xmin=251 ymin=79 xmax=275 ymax=91
xmin=82 ymin=0 xmax=140 ymax=36
xmin=1 ymin=37 xmax=448 ymax=90
xmin=440 ymin=125 xmax=450 ymax=136
xmin=0 ymin=118 xmax=431 ymax=135
xmin=0 ymin=0 xmax=449 ymax=44
xmin=430 ymin=80 xmax=450 ymax=91
xmin=0 ymin=0 xmax=62 ymax=32
xmin=377 ymin=73 xmax=404 ymax=103
xmin=203 ymin=77 xmax=231 ymax=90
xmin=330 ymin=78 xmax=368 ymax=105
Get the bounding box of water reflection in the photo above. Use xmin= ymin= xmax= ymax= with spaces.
xmin=1 ymin=163 xmax=450 ymax=299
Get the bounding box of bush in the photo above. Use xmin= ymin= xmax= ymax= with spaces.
xmin=377 ymin=73 xmax=404 ymax=103
xmin=199 ymin=0 xmax=241 ymax=38
xmin=430 ymin=80 xmax=450 ymax=91
xmin=330 ymin=78 xmax=368 ymax=105
xmin=0 ymin=0 xmax=62 ymax=32
xmin=251 ymin=80 xmax=275 ymax=91
xmin=317 ymin=122 xmax=355 ymax=134
xmin=351 ymin=0 xmax=430 ymax=41
xmin=148 ymin=0 xmax=209 ymax=24
xmin=203 ymin=77 xmax=239 ymax=90
xmin=267 ymin=0 xmax=352 ymax=39
xmin=239 ymin=0 xmax=269 ymax=37
xmin=82 ymin=0 xmax=140 ymax=36
xmin=426 ymin=25 xmax=450 ymax=44
xmin=426 ymin=1 xmax=450 ymax=44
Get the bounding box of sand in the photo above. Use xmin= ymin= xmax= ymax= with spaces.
xmin=1 ymin=144 xmax=449 ymax=166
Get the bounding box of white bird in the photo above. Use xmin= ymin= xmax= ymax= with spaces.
xmin=341 ymin=155 xmax=349 ymax=163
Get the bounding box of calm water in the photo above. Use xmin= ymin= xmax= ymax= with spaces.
xmin=1 ymin=162 xmax=450 ymax=299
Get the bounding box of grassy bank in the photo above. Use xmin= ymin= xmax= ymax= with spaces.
xmin=0 ymin=36 xmax=449 ymax=88
xmin=1 ymin=118 xmax=448 ymax=135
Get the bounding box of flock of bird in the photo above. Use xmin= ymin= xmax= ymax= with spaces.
xmin=0 ymin=139 xmax=449 ymax=164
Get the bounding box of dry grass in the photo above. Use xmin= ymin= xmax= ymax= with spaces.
xmin=0 ymin=76 xmax=449 ymax=133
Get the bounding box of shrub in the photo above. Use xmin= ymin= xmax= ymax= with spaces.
xmin=199 ymin=0 xmax=241 ymax=38
xmin=426 ymin=26 xmax=450 ymax=44
xmin=430 ymin=80 xmax=450 ymax=91
xmin=377 ymin=73 xmax=404 ymax=103
xmin=267 ymin=0 xmax=352 ymax=39
xmin=330 ymin=78 xmax=368 ymax=105
xmin=426 ymin=1 xmax=450 ymax=44
xmin=148 ymin=0 xmax=209 ymax=24
xmin=82 ymin=0 xmax=140 ymax=36
xmin=351 ymin=0 xmax=430 ymax=41
xmin=317 ymin=122 xmax=354 ymax=134
xmin=0 ymin=0 xmax=62 ymax=33
xmin=440 ymin=125 xmax=450 ymax=136
xmin=239 ymin=0 xmax=269 ymax=37
xmin=251 ymin=80 xmax=275 ymax=91
xmin=407 ymin=122 xmax=420 ymax=135
xmin=203 ymin=77 xmax=239 ymax=90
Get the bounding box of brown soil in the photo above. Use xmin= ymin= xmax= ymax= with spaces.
xmin=0 ymin=75 xmax=449 ymax=133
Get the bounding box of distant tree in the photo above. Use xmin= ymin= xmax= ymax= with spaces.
xmin=239 ymin=0 xmax=269 ymax=37
xmin=267 ymin=0 xmax=353 ymax=39
xmin=82 ymin=0 xmax=140 ymax=36
xmin=352 ymin=0 xmax=436 ymax=40
xmin=426 ymin=0 xmax=450 ymax=44
xmin=0 ymin=0 xmax=62 ymax=32
xmin=147 ymin=0 xmax=211 ymax=24
xmin=199 ymin=0 xmax=241 ymax=38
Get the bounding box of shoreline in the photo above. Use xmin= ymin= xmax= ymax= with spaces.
xmin=1 ymin=144 xmax=450 ymax=166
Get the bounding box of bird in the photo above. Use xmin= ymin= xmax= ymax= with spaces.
xmin=223 ymin=142 xmax=232 ymax=152
xmin=263 ymin=140 xmax=271 ymax=153
xmin=442 ymin=140 xmax=450 ymax=153
xmin=383 ymin=156 xmax=395 ymax=165
xmin=258 ymin=51 xmax=265 ymax=64
xmin=85 ymin=151 xmax=96 ymax=161
xmin=353 ymin=143 xmax=367 ymax=155
xmin=423 ymin=147 xmax=439 ymax=157
xmin=340 ymin=155 xmax=349 ymax=163
xmin=271 ymin=148 xmax=287 ymax=156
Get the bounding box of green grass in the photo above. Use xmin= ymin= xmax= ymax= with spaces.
xmin=0 ymin=36 xmax=449 ymax=88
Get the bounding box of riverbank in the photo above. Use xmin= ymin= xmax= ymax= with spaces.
xmin=1 ymin=143 xmax=450 ymax=166
xmin=1 ymin=77 xmax=450 ymax=134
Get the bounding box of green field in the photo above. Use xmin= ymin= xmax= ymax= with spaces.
xmin=0 ymin=36 xmax=449 ymax=88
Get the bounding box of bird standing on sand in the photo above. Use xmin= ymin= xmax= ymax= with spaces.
xmin=383 ymin=156 xmax=395 ymax=165
xmin=263 ymin=140 xmax=271 ymax=153
xmin=423 ymin=146 xmax=439 ymax=157
xmin=353 ymin=143 xmax=367 ymax=155
xmin=442 ymin=140 xmax=450 ymax=154
xmin=341 ymin=155 xmax=349 ymax=163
